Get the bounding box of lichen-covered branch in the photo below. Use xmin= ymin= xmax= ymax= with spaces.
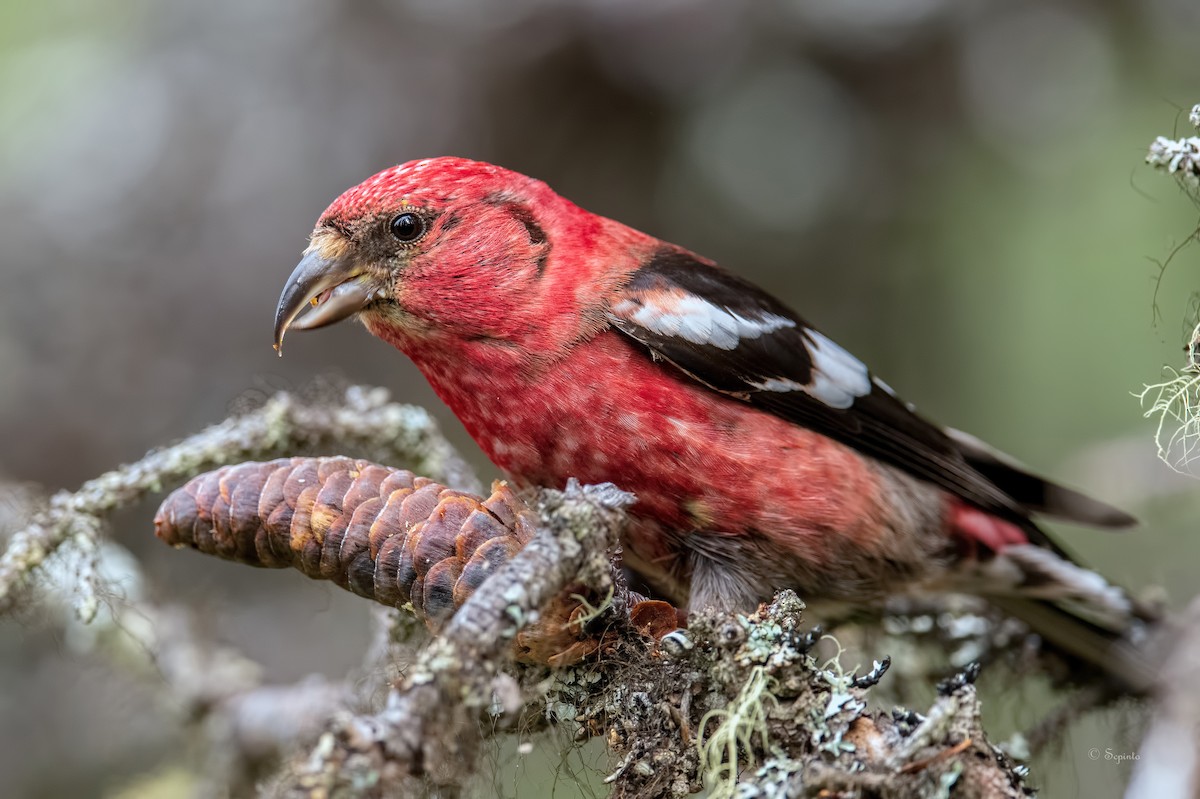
xmin=278 ymin=480 xmax=637 ymax=795
xmin=3 ymin=486 xmax=358 ymax=798
xmin=264 ymin=568 xmax=1033 ymax=798
xmin=0 ymin=386 xmax=478 ymax=617
xmin=133 ymin=603 xmax=355 ymax=797
xmin=1145 ymin=104 xmax=1200 ymax=192
xmin=542 ymin=593 xmax=1031 ymax=799
xmin=1141 ymin=101 xmax=1200 ymax=476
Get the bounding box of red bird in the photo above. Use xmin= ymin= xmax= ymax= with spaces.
xmin=274 ymin=157 xmax=1149 ymax=686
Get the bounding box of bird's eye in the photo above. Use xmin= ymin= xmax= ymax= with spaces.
xmin=389 ymin=212 xmax=425 ymax=243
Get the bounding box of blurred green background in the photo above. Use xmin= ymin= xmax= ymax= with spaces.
xmin=0 ymin=0 xmax=1197 ymax=796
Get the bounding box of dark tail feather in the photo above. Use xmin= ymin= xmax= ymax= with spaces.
xmin=946 ymin=427 xmax=1137 ymax=528
xmin=989 ymin=595 xmax=1159 ymax=693
xmin=977 ymin=544 xmax=1165 ymax=693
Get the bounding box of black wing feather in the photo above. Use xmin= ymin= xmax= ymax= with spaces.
xmin=608 ymin=249 xmax=1132 ymax=540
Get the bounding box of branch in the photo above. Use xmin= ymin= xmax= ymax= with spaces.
xmin=0 ymin=385 xmax=478 ymax=618
xmin=277 ymin=480 xmax=635 ymax=795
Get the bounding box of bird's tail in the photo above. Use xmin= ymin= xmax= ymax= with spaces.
xmin=943 ymin=430 xmax=1164 ymax=689
xmin=974 ymin=544 xmax=1166 ymax=693
xmin=946 ymin=427 xmax=1137 ymax=529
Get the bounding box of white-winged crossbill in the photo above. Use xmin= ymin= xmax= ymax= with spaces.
xmin=273 ymin=157 xmax=1152 ymax=687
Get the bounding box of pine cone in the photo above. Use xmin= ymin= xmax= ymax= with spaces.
xmin=154 ymin=457 xmax=671 ymax=665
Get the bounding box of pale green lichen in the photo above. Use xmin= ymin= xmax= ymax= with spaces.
xmin=732 ymin=591 xmax=809 ymax=670
xmin=809 ymin=635 xmax=866 ymax=755
xmin=736 ymin=756 xmax=804 ymax=799
xmin=935 ymin=760 xmax=964 ymax=798
xmin=1142 ymin=105 xmax=1200 ymax=476
xmin=1147 ymin=105 xmax=1200 ymax=192
xmin=569 ymin=582 xmax=615 ymax=627
xmin=697 ymin=665 xmax=778 ymax=799
xmin=1138 ymin=346 xmax=1200 ymax=476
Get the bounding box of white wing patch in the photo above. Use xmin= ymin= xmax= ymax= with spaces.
xmin=612 ymin=296 xmax=795 ymax=351
xmin=749 ymin=377 xmax=809 ymax=392
xmin=805 ymin=331 xmax=871 ymax=409
xmin=614 ymin=293 xmax=872 ymax=409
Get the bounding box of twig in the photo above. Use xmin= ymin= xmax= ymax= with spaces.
xmin=14 ymin=525 xmax=356 ymax=797
xmin=0 ymin=385 xmax=478 ymax=617
xmin=1023 ymin=684 xmax=1112 ymax=755
xmin=898 ymin=736 xmax=973 ymax=774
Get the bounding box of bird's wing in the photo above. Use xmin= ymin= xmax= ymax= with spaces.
xmin=607 ymin=249 xmax=1134 ymax=532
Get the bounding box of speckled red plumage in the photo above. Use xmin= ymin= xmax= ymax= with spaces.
xmin=308 ymin=157 xmax=990 ymax=608
xmin=278 ymin=156 xmax=1154 ymax=687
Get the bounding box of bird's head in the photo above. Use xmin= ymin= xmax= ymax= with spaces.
xmin=273 ymin=157 xmax=641 ymax=358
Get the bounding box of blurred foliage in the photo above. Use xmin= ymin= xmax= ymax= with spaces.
xmin=1 ymin=0 xmax=1197 ymax=796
